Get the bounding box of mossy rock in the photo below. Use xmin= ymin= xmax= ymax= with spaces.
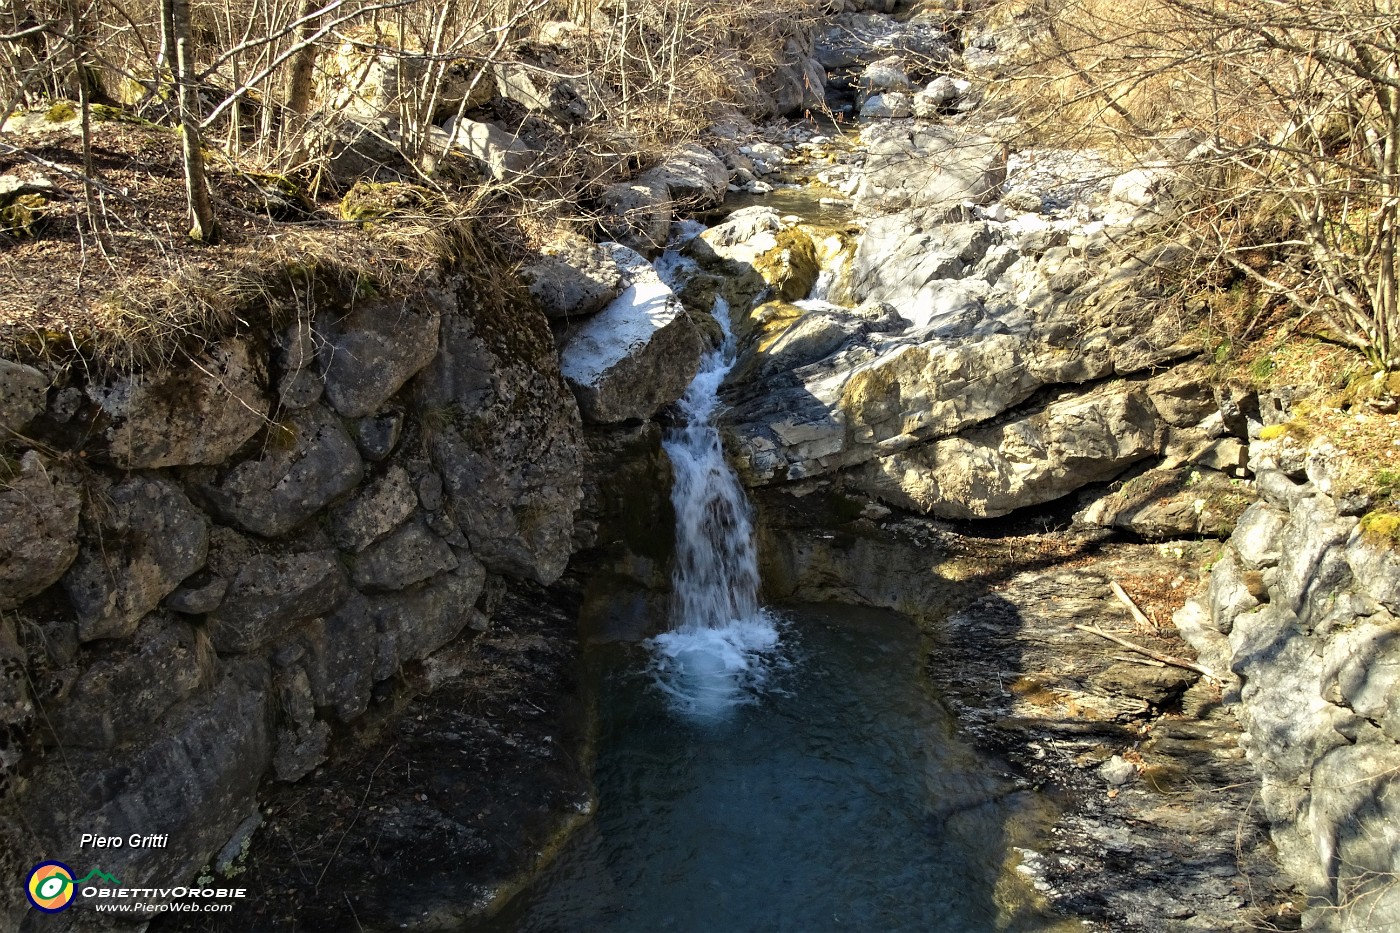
xmin=752 ymin=226 xmax=820 ymax=302
xmin=339 ymin=181 xmax=446 ymax=224
xmin=44 ymin=101 xmax=77 ymax=122
xmin=1360 ymin=510 xmax=1400 ymax=546
xmin=0 ymin=194 xmax=50 ymax=237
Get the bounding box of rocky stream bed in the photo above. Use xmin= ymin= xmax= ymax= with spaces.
xmin=3 ymin=2 xmax=1399 ymax=931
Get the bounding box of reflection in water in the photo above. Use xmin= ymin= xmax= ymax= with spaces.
xmin=481 ymin=606 xmax=1071 ymax=933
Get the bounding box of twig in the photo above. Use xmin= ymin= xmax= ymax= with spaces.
xmin=1112 ymin=653 xmax=1167 ymax=668
xmin=1110 ymin=579 xmax=1157 ymax=629
xmin=1073 ymin=623 xmax=1217 ymax=681
xmin=315 ymin=746 xmax=392 ymax=891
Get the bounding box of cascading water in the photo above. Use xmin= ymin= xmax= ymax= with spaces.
xmin=645 ymin=295 xmax=782 ymax=718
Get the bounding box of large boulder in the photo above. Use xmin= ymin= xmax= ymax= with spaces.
xmin=322 ymin=38 xmax=492 ymax=124
xmin=521 ymin=233 xmax=626 ymax=319
xmin=560 ymin=243 xmax=706 ymax=424
xmin=447 ymin=117 xmax=538 ymax=180
xmin=636 ymin=143 xmax=729 ymax=209
xmin=317 ymin=291 xmax=445 ymax=418
xmin=0 ymin=451 xmax=81 ymax=609
xmin=846 ymin=217 xmax=1002 ymax=326
xmin=854 ymin=383 xmax=1164 ymax=518
xmin=202 ymin=404 xmax=364 ymax=538
xmin=88 ymin=339 xmax=268 ymax=469
xmin=597 ymin=177 xmax=671 ymax=254
xmin=63 ymin=476 xmax=210 ymax=642
xmin=854 ymin=124 xmax=1006 ymax=216
xmin=417 ymin=288 xmax=583 ymax=584
xmin=0 ymin=357 xmax=46 ymax=433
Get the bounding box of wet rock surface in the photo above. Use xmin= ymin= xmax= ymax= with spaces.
xmin=154 ymin=582 xmax=588 ymax=933
xmin=756 ymin=488 xmax=1300 ymax=931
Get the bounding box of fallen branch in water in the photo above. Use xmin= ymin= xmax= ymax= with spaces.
xmin=1073 ymin=624 xmax=1217 ymax=682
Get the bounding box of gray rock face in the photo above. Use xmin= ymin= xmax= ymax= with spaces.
xmin=318 ymin=292 xmax=444 ymax=418
xmin=448 ymin=117 xmax=538 ymax=180
xmin=272 ymin=667 xmax=329 ymax=782
xmin=370 ymin=554 xmax=486 ymax=678
xmin=203 ymin=405 xmax=364 ymax=537
xmin=418 ymin=293 xmax=582 ymax=585
xmin=522 ymin=234 xmax=626 ymax=319
xmin=560 ymin=243 xmax=705 ymax=424
xmin=847 ymin=218 xmax=1002 ymax=325
xmin=1076 ymin=465 xmax=1255 ymax=541
xmin=300 ymin=593 xmax=376 ymax=721
xmin=1177 ymin=451 xmax=1400 ymax=931
xmin=857 ymin=56 xmax=910 ymax=99
xmin=854 ymin=383 xmax=1163 ymax=518
xmin=598 ymin=177 xmax=671 ymax=254
xmin=90 ymin=339 xmax=269 ymax=469
xmin=0 ymin=451 xmax=81 ymax=609
xmin=348 ymin=518 xmax=458 ymax=591
xmin=637 ymin=143 xmax=729 ymax=208
xmin=0 ymin=357 xmax=46 ymax=433
xmin=53 ymin=615 xmax=205 ymax=748
xmin=207 ymin=550 xmax=349 ymax=654
xmin=64 ymin=476 xmax=210 ymax=642
xmin=859 ymin=92 xmax=912 ymax=120
xmin=24 ymin=658 xmax=272 ymax=903
xmin=331 ymin=465 xmax=419 ymax=553
xmin=854 ymin=124 xmax=1006 ymax=216
xmin=728 ymin=332 xmax=1048 ymax=485
xmin=751 ymin=301 xmax=908 ymax=378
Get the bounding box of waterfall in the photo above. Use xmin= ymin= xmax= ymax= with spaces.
xmin=646 ymin=295 xmax=782 ymax=718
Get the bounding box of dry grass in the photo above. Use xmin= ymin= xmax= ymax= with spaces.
xmin=0 ymin=117 xmax=506 ymax=374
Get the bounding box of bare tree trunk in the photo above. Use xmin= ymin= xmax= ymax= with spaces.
xmin=282 ymin=0 xmax=322 ymax=168
xmin=166 ymin=0 xmax=217 ymax=243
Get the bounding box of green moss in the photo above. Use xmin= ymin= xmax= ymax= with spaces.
xmin=0 ymin=194 xmax=49 ymax=237
xmin=1359 ymin=510 xmax=1400 ymax=546
xmin=44 ymin=101 xmax=76 ymax=122
xmin=1258 ymin=420 xmax=1313 ymax=442
xmin=339 ymin=181 xmax=444 ymax=224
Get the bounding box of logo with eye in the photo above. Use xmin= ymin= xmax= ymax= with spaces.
xmin=26 ymin=862 xmax=76 ymax=912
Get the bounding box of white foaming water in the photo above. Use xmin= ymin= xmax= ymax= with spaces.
xmin=647 ymin=291 xmax=782 ymax=718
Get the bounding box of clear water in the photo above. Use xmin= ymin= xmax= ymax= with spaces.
xmin=478 ymin=605 xmax=1071 ymax=933
xmin=646 ymin=291 xmax=783 ymax=719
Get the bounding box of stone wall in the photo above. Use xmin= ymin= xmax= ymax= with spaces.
xmin=0 ymin=271 xmax=599 ymax=930
xmin=1176 ymin=426 xmax=1400 ymax=932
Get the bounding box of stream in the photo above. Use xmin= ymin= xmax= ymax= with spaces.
xmin=481 ymin=606 xmax=1073 ymax=933
xmin=479 ymin=206 xmax=1078 ymax=929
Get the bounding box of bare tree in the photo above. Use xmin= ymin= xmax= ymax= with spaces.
xmin=1007 ymin=0 xmax=1400 ymax=371
xmin=165 ymin=0 xmax=218 ymax=241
